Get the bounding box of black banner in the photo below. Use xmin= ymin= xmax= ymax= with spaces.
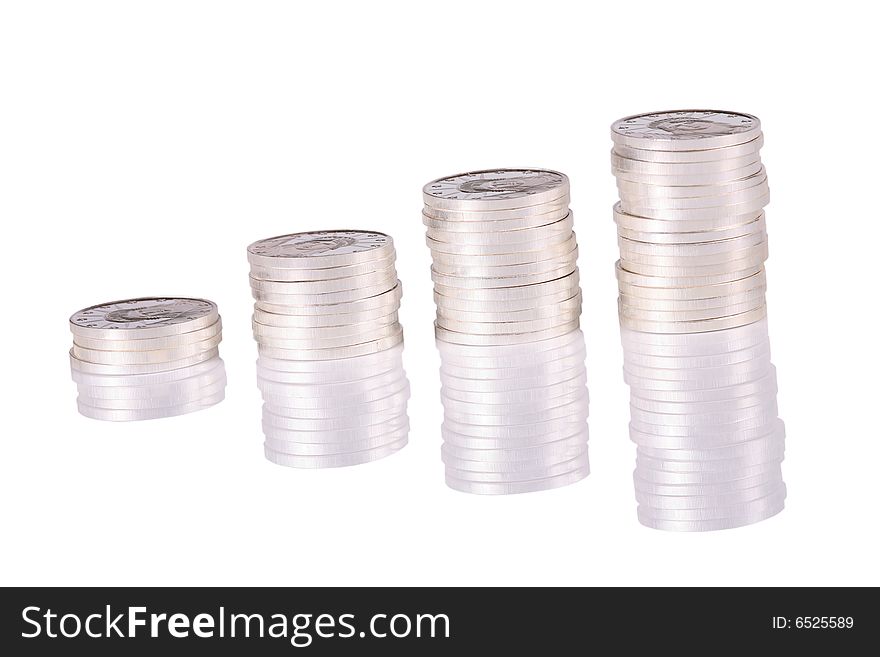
xmin=0 ymin=587 xmax=873 ymax=654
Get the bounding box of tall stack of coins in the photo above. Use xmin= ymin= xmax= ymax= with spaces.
xmin=247 ymin=230 xmax=409 ymax=468
xmin=68 ymin=297 xmax=226 ymax=421
xmin=423 ymin=169 xmax=590 ymax=494
xmin=610 ymin=110 xmax=785 ymax=530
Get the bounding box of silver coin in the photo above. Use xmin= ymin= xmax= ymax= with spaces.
xmin=425 ymin=228 xmax=572 ymax=255
xmin=612 ymin=134 xmax=764 ymax=163
xmin=247 ymin=230 xmax=393 ymax=269
xmin=433 ymin=284 xmax=581 ymax=314
xmin=443 ymin=446 xmax=589 ymax=473
xmin=437 ymin=291 xmax=581 ymax=323
xmin=629 ymin=402 xmax=777 ymax=428
xmin=260 ymin=378 xmax=409 ymax=409
xmin=611 ymin=110 xmax=762 ymax=151
xmin=71 ymin=333 xmax=222 ymax=365
xmin=636 ymin=450 xmax=784 ymax=474
xmin=612 ymin=161 xmax=764 ymax=186
xmin=422 ymin=208 xmax=570 ymax=232
xmin=263 ymin=389 xmax=410 ymax=419
xmin=256 ymin=342 xmax=403 ymax=372
xmin=71 ymin=355 xmax=225 ymax=387
xmin=69 ymin=347 xmax=221 ymax=375
xmin=616 ymin=219 xmax=766 ymax=246
xmin=253 ymin=315 xmax=398 ymax=340
xmin=618 ymin=228 xmax=766 ymax=255
xmin=442 ymin=398 xmax=589 ymax=428
xmin=249 ymin=254 xmax=397 ymax=282
xmin=430 ymin=248 xmax=579 ymax=278
xmin=615 ymin=261 xmax=764 ymax=289
xmin=425 ymin=214 xmax=573 ymax=246
xmin=629 ymin=417 xmax=781 ymax=443
xmin=436 ymin=320 xmax=580 ymax=346
xmin=70 ymin=297 xmax=218 ymax=340
xmin=620 ymin=317 xmax=770 ymax=345
xmin=436 ymin=327 xmax=585 ymax=358
xmin=620 ymin=194 xmax=769 ymax=221
xmin=434 ymin=271 xmax=579 ymax=301
xmin=619 ymin=288 xmax=766 ymax=312
xmin=76 ymin=389 xmax=224 ymax=421
xmin=442 ymin=424 xmax=587 ymax=450
xmin=445 ymin=465 xmax=588 ymax=495
xmin=635 ymin=481 xmax=782 ymax=511
xmin=262 ymin=405 xmax=407 ymax=432
xmin=442 ymin=414 xmax=587 ymax=441
xmin=637 ymin=485 xmax=786 ymax=521
xmin=624 ymin=342 xmax=770 ymax=370
xmin=263 ymin=416 xmax=409 ymax=443
xmin=612 ymin=151 xmax=761 ymax=175
xmin=627 ymin=371 xmax=777 ymax=404
xmin=440 ymin=386 xmax=588 ymax=415
xmin=422 ymin=194 xmax=571 ymax=222
xmin=619 ymin=297 xmax=766 ymax=322
xmin=257 ymin=367 xmax=405 ymax=397
xmin=257 ymin=359 xmax=403 ymax=386
xmin=78 ymin=379 xmax=227 ymax=410
xmin=635 ymin=461 xmax=782 ymax=485
xmin=437 ymin=312 xmax=580 ymax=336
xmin=442 ymin=372 xmax=587 ymax=403
xmin=618 ymin=241 xmax=768 ymax=269
xmin=620 ymin=182 xmax=770 ymax=210
xmin=257 ymin=330 xmax=404 ymax=361
xmin=428 ymin=234 xmax=578 ymax=267
xmin=76 ymin=367 xmax=227 ymax=399
xmin=617 ymin=270 xmax=767 ymax=300
xmin=440 ymin=356 xmax=587 ymax=383
xmin=250 ymin=279 xmax=398 ymax=305
xmin=264 ymin=437 xmax=407 ymax=469
xmin=618 ymin=252 xmax=768 ymax=279
xmin=636 ymin=501 xmax=784 ymax=531
xmin=71 ymin=318 xmax=223 ymax=351
xmin=253 ymin=284 xmax=402 ymax=318
xmin=441 ymin=432 xmax=587 ymax=462
xmin=264 ymin=427 xmax=410 ymax=456
xmin=619 ymin=307 xmax=767 ymax=334
xmin=635 ymin=469 xmax=782 ymax=497
xmin=252 ymin=307 xmax=399 ymax=330
xmin=255 ymin=323 xmax=401 ymax=350
xmin=423 ymin=169 xmax=569 ymax=211
xmin=248 ymin=268 xmax=397 ymax=294
xmin=431 ymin=263 xmax=577 ymax=290
xmin=616 ymin=168 xmax=767 ymax=198
xmin=445 ymin=453 xmax=590 ymax=483
xmin=614 ymin=206 xmax=765 ymax=234
xmin=636 ymin=424 xmax=784 ymax=458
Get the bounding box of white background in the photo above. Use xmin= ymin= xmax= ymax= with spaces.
xmin=1 ymin=0 xmax=878 ymax=587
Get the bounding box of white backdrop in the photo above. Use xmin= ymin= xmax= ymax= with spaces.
xmin=1 ymin=0 xmax=877 ymax=586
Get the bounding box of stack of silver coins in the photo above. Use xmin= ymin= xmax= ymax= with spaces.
xmin=610 ymin=110 xmax=785 ymax=530
xmin=69 ymin=297 xmax=226 ymax=421
xmin=423 ymin=169 xmax=590 ymax=494
xmin=247 ymin=230 xmax=409 ymax=468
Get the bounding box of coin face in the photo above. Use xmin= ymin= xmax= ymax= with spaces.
xmin=248 ymin=230 xmax=390 ymax=260
xmin=611 ymin=110 xmax=760 ymax=144
xmin=69 ymin=297 xmax=217 ymax=332
xmin=423 ymin=169 xmax=568 ymax=203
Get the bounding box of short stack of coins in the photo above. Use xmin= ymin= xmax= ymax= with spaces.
xmin=610 ymin=110 xmax=785 ymax=530
xmin=247 ymin=230 xmax=409 ymax=468
xmin=68 ymin=297 xmax=226 ymax=421
xmin=422 ymin=169 xmax=590 ymax=494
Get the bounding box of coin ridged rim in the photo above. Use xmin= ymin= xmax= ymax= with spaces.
xmin=610 ymin=110 xmax=761 ymax=151
xmin=422 ymin=168 xmax=569 ymax=211
xmin=76 ymin=390 xmax=224 ymax=421
xmin=422 ymin=197 xmax=571 ymax=221
xmin=264 ymin=437 xmax=407 ymax=469
xmin=249 ymin=254 xmax=397 ymax=282
xmin=612 ymin=135 xmax=764 ymax=163
xmin=613 ymin=161 xmax=764 ymax=186
xmin=246 ymin=230 xmax=394 ymax=269
xmin=612 ymin=151 xmax=761 ymax=175
xmin=71 ymin=318 xmax=223 ymax=351
xmin=69 ymin=297 xmax=219 ymax=340
xmin=257 ymin=330 xmax=404 ymax=361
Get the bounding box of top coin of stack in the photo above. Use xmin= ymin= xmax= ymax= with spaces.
xmin=610 ymin=110 xmax=769 ymax=330
xmin=247 ymin=230 xmax=403 ymax=360
xmin=423 ymin=169 xmax=581 ymax=345
xmin=68 ymin=297 xmax=226 ymax=421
